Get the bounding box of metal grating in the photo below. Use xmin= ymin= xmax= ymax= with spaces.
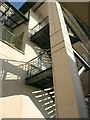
xmin=0 ymin=2 xmax=28 ymax=30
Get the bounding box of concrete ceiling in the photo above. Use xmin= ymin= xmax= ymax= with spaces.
xmin=33 ymin=2 xmax=90 ymax=28
xmin=61 ymin=2 xmax=90 ymax=28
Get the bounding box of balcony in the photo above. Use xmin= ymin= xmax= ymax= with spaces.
xmin=29 ymin=17 xmax=50 ymax=50
xmin=0 ymin=2 xmax=29 ymax=52
xmin=2 ymin=25 xmax=23 ymax=51
xmin=29 ymin=16 xmax=81 ymax=50
xmin=25 ymin=47 xmax=90 ymax=89
xmin=25 ymin=50 xmax=52 ymax=89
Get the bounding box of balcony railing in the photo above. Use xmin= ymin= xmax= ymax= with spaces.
xmin=26 ymin=50 xmax=51 ymax=78
xmin=2 ymin=25 xmax=22 ymax=51
xmin=25 ymin=47 xmax=90 ymax=79
xmin=29 ymin=16 xmax=48 ymax=36
xmin=73 ymin=49 xmax=90 ymax=70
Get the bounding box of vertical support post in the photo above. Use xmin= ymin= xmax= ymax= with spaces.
xmin=47 ymin=1 xmax=88 ymax=118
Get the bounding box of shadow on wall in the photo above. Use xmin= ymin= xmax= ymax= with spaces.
xmin=1 ymin=59 xmax=27 ymax=97
xmin=26 ymin=37 xmax=44 ymax=57
xmin=23 ymin=85 xmax=56 ymax=118
xmin=1 ymin=59 xmax=56 ymax=118
xmin=32 ymin=87 xmax=56 ymax=118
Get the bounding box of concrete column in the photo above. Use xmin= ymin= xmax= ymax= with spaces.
xmin=47 ymin=1 xmax=88 ymax=118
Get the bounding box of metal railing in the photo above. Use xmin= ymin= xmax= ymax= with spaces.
xmin=29 ymin=16 xmax=48 ymax=36
xmin=2 ymin=25 xmax=22 ymax=51
xmin=26 ymin=50 xmax=51 ymax=78
xmin=73 ymin=48 xmax=90 ymax=69
xmin=25 ymin=48 xmax=90 ymax=79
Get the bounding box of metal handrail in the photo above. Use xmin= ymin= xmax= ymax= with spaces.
xmin=26 ymin=49 xmax=51 ymax=78
xmin=26 ymin=49 xmax=51 ymax=64
xmin=73 ymin=48 xmax=90 ymax=69
xmin=25 ymin=48 xmax=90 ymax=78
xmin=31 ymin=16 xmax=48 ymax=30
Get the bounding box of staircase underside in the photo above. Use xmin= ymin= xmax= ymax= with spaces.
xmin=26 ymin=67 xmax=53 ymax=89
xmin=30 ymin=24 xmax=50 ymax=50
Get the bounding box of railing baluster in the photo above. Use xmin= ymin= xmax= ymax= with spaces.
xmin=26 ymin=49 xmax=51 ymax=78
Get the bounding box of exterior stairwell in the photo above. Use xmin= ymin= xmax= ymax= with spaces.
xmin=24 ymin=48 xmax=90 ymax=117
xmin=25 ymin=50 xmax=56 ymax=118
xmin=25 ymin=49 xmax=52 ymax=89
xmin=23 ymin=15 xmax=90 ymax=113
xmin=25 ymin=48 xmax=90 ymax=86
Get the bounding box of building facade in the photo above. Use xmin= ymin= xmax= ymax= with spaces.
xmin=0 ymin=1 xmax=90 ymax=118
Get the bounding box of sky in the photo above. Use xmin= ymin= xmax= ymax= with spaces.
xmin=9 ymin=0 xmax=26 ymax=9
xmin=10 ymin=2 xmax=24 ymax=9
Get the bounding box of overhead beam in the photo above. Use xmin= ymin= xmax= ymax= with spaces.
xmin=61 ymin=2 xmax=89 ymax=28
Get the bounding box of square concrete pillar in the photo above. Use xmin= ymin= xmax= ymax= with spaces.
xmin=47 ymin=1 xmax=88 ymax=118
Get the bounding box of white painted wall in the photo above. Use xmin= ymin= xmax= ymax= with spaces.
xmin=0 ymin=95 xmax=45 ymax=118
xmin=29 ymin=9 xmax=41 ymax=29
xmin=0 ymin=41 xmax=51 ymax=118
xmin=0 ymin=4 xmax=52 ymax=118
